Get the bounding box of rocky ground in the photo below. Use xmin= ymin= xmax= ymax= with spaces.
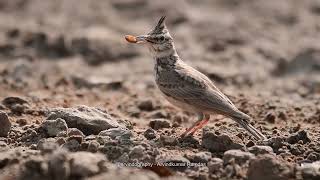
xmin=0 ymin=0 xmax=320 ymax=179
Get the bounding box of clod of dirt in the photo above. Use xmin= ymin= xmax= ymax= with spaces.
xmin=202 ymin=128 xmax=244 ymax=152
xmin=248 ymin=145 xmax=274 ymax=155
xmin=46 ymin=105 xmax=123 ymax=135
xmin=98 ymin=127 xmax=132 ymax=140
xmin=298 ymin=161 xmax=320 ymax=179
xmin=144 ymin=128 xmax=157 ymax=140
xmin=0 ymin=111 xmax=11 ymax=137
xmin=149 ymin=119 xmax=171 ymax=130
xmin=223 ymin=150 xmax=255 ymax=165
xmin=41 ymin=118 xmax=68 ymax=137
xmin=286 ymin=130 xmax=311 ymax=144
xmin=247 ymin=154 xmax=294 ymax=180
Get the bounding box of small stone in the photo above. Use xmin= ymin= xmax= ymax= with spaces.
xmin=98 ymin=127 xmax=132 ymax=140
xmin=41 ymin=118 xmax=68 ymax=137
xmin=248 ymin=145 xmax=274 ymax=155
xmin=149 ymin=119 xmax=171 ymax=130
xmin=248 ymin=154 xmax=294 ymax=180
xmin=144 ymin=128 xmax=157 ymax=140
xmin=160 ymin=135 xmax=178 ymax=146
xmin=223 ymin=150 xmax=255 ymax=165
xmin=202 ymin=128 xmax=243 ymax=152
xmin=0 ymin=111 xmax=11 ymax=137
xmin=137 ymin=99 xmax=155 ymax=111
xmin=62 ymin=139 xmax=80 ymax=151
xmin=87 ymin=140 xmax=99 ymax=153
xmin=16 ymin=118 xmax=28 ymax=126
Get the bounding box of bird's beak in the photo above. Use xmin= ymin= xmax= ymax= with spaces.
xmin=125 ymin=35 xmax=148 ymax=44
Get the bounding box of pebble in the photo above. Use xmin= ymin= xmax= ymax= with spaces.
xmin=41 ymin=118 xmax=68 ymax=137
xmin=144 ymin=128 xmax=157 ymax=140
xmin=149 ymin=119 xmax=171 ymax=130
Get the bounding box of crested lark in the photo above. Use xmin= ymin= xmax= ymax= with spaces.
xmin=125 ymin=16 xmax=266 ymax=140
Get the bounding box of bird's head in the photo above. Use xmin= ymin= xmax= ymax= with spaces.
xmin=125 ymin=16 xmax=175 ymax=56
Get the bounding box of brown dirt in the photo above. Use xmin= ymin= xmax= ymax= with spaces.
xmin=0 ymin=0 xmax=320 ymax=180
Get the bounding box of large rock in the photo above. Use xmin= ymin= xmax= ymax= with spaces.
xmin=202 ymin=129 xmax=243 ymax=152
xmin=41 ymin=118 xmax=68 ymax=137
xmin=247 ymin=154 xmax=294 ymax=180
xmin=0 ymin=111 xmax=11 ymax=137
xmin=47 ymin=105 xmax=122 ymax=135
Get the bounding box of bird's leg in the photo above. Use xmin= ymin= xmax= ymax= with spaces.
xmin=189 ymin=114 xmax=210 ymax=136
xmin=180 ymin=113 xmax=204 ymax=138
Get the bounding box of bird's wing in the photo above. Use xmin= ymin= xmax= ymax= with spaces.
xmin=157 ymin=65 xmax=247 ymax=119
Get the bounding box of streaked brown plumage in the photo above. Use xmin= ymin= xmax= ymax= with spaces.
xmin=125 ymin=16 xmax=266 ymax=140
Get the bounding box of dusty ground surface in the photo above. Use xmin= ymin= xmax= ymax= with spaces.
xmin=0 ymin=0 xmax=320 ymax=179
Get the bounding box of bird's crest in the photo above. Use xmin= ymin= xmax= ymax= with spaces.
xmin=150 ymin=16 xmax=167 ymax=34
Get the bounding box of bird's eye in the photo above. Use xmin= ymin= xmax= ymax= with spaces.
xmin=159 ymin=36 xmax=165 ymax=41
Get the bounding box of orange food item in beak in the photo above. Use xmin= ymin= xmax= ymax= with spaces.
xmin=125 ymin=35 xmax=137 ymax=43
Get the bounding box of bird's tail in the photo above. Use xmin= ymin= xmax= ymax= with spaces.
xmin=231 ymin=113 xmax=267 ymax=140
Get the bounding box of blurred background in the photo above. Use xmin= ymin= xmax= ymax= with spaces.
xmin=0 ymin=0 xmax=319 ymax=108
